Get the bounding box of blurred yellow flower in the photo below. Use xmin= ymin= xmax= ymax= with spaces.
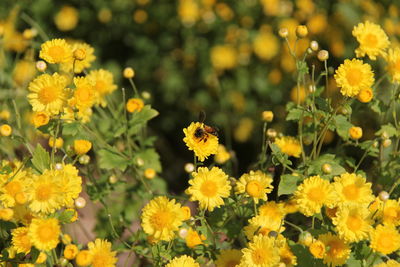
xmin=352 ymin=21 xmax=389 ymax=60
xmin=13 ymin=60 xmax=36 ymax=87
xmin=240 ymin=235 xmax=280 ymax=267
xmin=74 ymin=139 xmax=92 ymax=155
xmin=166 ymin=255 xmax=199 ymax=267
xmin=318 ymin=233 xmax=350 ymax=266
xmin=215 ymin=249 xmax=242 ymax=267
xmin=332 ymin=172 xmax=374 ymax=207
xmin=54 ymin=6 xmax=79 ymax=31
xmin=357 ymin=88 xmax=373 ymax=103
xmin=88 ymin=239 xmax=117 ymax=267
xmin=349 ymin=126 xmax=363 ymax=140
xmin=32 ymin=112 xmax=50 ymax=128
xmin=253 ymin=31 xmax=279 ymax=61
xmin=214 ymin=144 xmax=231 ymax=164
xmin=385 ymin=47 xmax=400 ymax=83
xmin=185 ymin=228 xmax=205 ymax=248
xmin=178 ymin=0 xmax=199 ymax=26
xmin=11 ymin=227 xmax=31 ymax=254
xmin=87 ymin=69 xmax=117 ymax=107
xmin=309 ymin=240 xmax=325 ymax=259
xmin=243 ymin=215 xmax=284 ymax=241
xmin=70 ymin=77 xmax=97 ymax=111
xmin=75 ymin=250 xmax=93 ymax=266
xmin=126 ymin=98 xmax=144 ymax=113
xmin=210 ymin=45 xmax=237 ymax=71
xmin=61 ymin=42 xmax=96 ymax=73
xmin=274 ymin=136 xmax=301 ymax=158
xmin=64 ymin=244 xmax=79 ymax=260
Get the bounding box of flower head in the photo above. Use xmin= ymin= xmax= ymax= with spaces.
xmin=244 ymin=215 xmax=284 ymax=240
xmin=87 ymin=69 xmax=117 ymax=107
xmin=332 ymin=172 xmax=374 ymax=207
xmin=318 ymin=232 xmax=350 ymax=267
xmin=61 ymin=42 xmax=96 ymax=73
xmin=183 ymin=122 xmax=219 ymax=162
xmin=235 ymin=170 xmax=273 ymax=203
xmin=88 ymin=239 xmax=117 ymax=267
xmin=11 ymin=227 xmax=32 ymax=254
xmin=210 ymin=45 xmax=237 ymax=71
xmin=240 ymin=235 xmax=280 ymax=267
xmin=185 ymin=167 xmax=231 ymax=211
xmin=74 ymin=139 xmax=92 ymax=155
xmin=386 ymin=47 xmax=400 ymax=83
xmin=370 ymin=224 xmax=400 ymax=255
xmin=215 ymin=249 xmax=243 ymax=267
xmin=352 ymin=21 xmax=389 ymax=60
xmin=70 ymin=76 xmax=97 ymax=111
xmin=166 ymin=255 xmax=199 ymax=267
xmin=39 ymin=39 xmax=73 ymax=64
xmin=28 ymin=218 xmax=60 ymax=251
xmin=274 ymin=136 xmax=301 ymax=158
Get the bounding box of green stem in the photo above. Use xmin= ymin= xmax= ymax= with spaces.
xmin=284 ymin=220 xmax=303 ymax=233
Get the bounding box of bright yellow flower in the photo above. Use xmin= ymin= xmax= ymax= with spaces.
xmin=57 ymin=164 xmax=82 ymax=207
xmin=61 ymin=42 xmax=96 ymax=73
xmin=39 ymin=39 xmax=73 ymax=64
xmin=74 ymin=139 xmax=92 ymax=155
xmin=334 ymin=59 xmax=375 ymax=97
xmin=87 ymin=69 xmax=117 ymax=107
xmin=64 ymin=244 xmax=79 ymax=260
xmin=185 ymin=167 xmax=231 ymax=212
xmin=374 ymin=260 xmax=400 ymax=267
xmin=183 ymin=122 xmax=219 ymax=162
xmin=274 ymin=136 xmax=302 ymax=158
xmin=141 ymin=196 xmax=184 ymax=242
xmin=166 ymin=255 xmax=200 ymax=267
xmin=357 ymin=88 xmax=373 ymax=103
xmin=332 ymin=205 xmax=372 ymax=242
xmin=258 ymin=201 xmax=285 ymax=221
xmin=54 ymin=6 xmax=79 ymax=31
xmin=126 ymin=98 xmax=144 ymax=113
xmin=279 ymin=240 xmax=297 ymax=266
xmin=76 ymin=250 xmax=93 ymax=266
xmin=244 ymin=215 xmax=284 ymax=240
xmin=332 ymin=172 xmax=374 ymax=207
xmin=11 ymin=227 xmax=31 ymax=254
xmin=381 ymin=199 xmax=400 ymax=226
xmin=294 ymin=175 xmax=335 ymax=216
xmin=28 ymin=73 xmax=69 ymax=115
xmin=88 ymin=239 xmax=117 ymax=267
xmin=309 ymin=240 xmax=325 ymax=259
xmin=215 ymin=249 xmax=243 ymax=267
xmin=318 ymin=233 xmax=350 ymax=267
xmin=0 ymin=166 xmax=30 ymax=208
xmin=352 ymin=21 xmax=390 ymax=60
xmin=210 ymin=45 xmax=238 ymax=71
xmin=370 ymin=224 xmax=400 ymax=255
xmin=386 ymin=47 xmax=400 ymax=83
xmin=0 ymin=207 xmax=14 ymax=220
xmin=240 ymin=235 xmax=280 ymax=267
xmin=253 ymin=31 xmax=279 ymax=61
xmin=70 ymin=77 xmax=97 ymax=110
xmin=235 ymin=170 xmax=273 ymax=203
xmin=28 ymin=218 xmax=60 ymax=251
xmin=185 ymin=228 xmax=204 ymax=248
xmin=32 ymin=112 xmax=50 ymax=128
xmin=178 ymin=0 xmax=200 ymax=26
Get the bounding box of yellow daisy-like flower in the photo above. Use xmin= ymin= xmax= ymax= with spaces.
xmin=332 ymin=205 xmax=372 ymax=242
xmin=332 ymin=172 xmax=374 ymax=207
xmin=381 ymin=199 xmax=400 ymax=226
xmin=253 ymin=31 xmax=279 ymax=61
xmin=166 ymin=255 xmax=200 ymax=267
xmin=76 ymin=250 xmax=93 ymax=266
xmin=185 ymin=167 xmax=231 ymax=212
xmin=87 ymin=69 xmax=117 ymax=107
xmin=215 ymin=249 xmax=243 ymax=267
xmin=352 ymin=21 xmax=390 ymax=60
xmin=240 ymin=235 xmax=280 ymax=267
xmin=318 ymin=233 xmax=350 ymax=267
xmin=61 ymin=42 xmax=96 ymax=73
xmin=385 ymin=47 xmax=400 ymax=83
xmin=57 ymin=164 xmax=82 ymax=207
xmin=258 ymin=201 xmax=285 ymax=221
xmin=244 ymin=215 xmax=284 ymax=241
xmin=141 ymin=196 xmax=184 ymax=242
xmin=64 ymin=244 xmax=79 ymax=260
xmin=27 ymin=73 xmax=69 ymax=115
xmin=0 ymin=167 xmax=30 ymax=207
xmin=374 ymin=260 xmax=400 ymax=267
xmin=274 ymin=136 xmax=301 ymax=158
xmin=294 ymin=175 xmax=335 ymax=217
xmin=185 ymin=228 xmax=205 ymax=248
xmin=334 ymin=59 xmax=375 ymax=97
xmin=214 ymin=144 xmax=231 ymax=165
xmin=11 ymin=227 xmax=32 ymax=254
xmin=210 ymin=45 xmax=238 ymax=71
xmin=309 ymin=240 xmax=325 ymax=259
xmin=235 ymin=170 xmax=273 ymax=204
xmin=279 ymin=242 xmax=297 ymax=267
xmin=70 ymin=77 xmax=98 ymax=111
xmin=28 ymin=218 xmax=60 ymax=251
xmin=183 ymin=122 xmax=219 ymax=162
xmin=370 ymin=224 xmax=400 ymax=255
xmin=88 ymin=239 xmax=117 ymax=267
xmin=39 ymin=38 xmax=73 ymax=64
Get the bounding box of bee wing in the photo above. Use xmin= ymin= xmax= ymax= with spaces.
xmin=198 ymin=110 xmax=206 ymax=123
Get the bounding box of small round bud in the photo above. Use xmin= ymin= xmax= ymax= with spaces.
xmin=262 ymin=111 xmax=274 ymax=122
xmin=357 ymin=88 xmax=373 ymax=103
xmin=268 ymin=231 xmax=278 ymax=238
xmin=266 ymin=128 xmax=277 ymax=138
xmin=349 ymin=126 xmax=363 ymax=140
xmin=78 ymin=155 xmax=90 ymax=165
xmin=62 ymin=234 xmax=72 ymax=245
xmin=23 ymin=28 xmax=37 ymax=39
xmin=296 ymin=25 xmax=308 ymax=38
xmin=383 ymin=138 xmax=392 ymax=148
xmin=184 ymin=163 xmax=195 ymax=173
xmin=310 ymin=40 xmax=319 ymax=51
xmin=123 ymin=67 xmax=135 ymax=79
xmin=36 ymin=60 xmax=47 ymax=72
xmin=379 ymin=191 xmax=390 ymax=201
xmin=144 ymin=168 xmax=156 ymax=179
xmin=142 ymin=91 xmax=151 ymax=99
xmin=298 ymin=231 xmax=313 ymax=246
xmin=179 ymin=228 xmax=188 ymax=239
xmin=60 ymin=257 xmax=69 ymax=267
xmin=0 ymin=110 xmax=10 ymax=120
xmin=303 ymin=136 xmax=313 ymax=145
xmin=73 ymin=48 xmax=86 ymax=61
xmin=109 ymin=175 xmax=118 ymax=184
xmin=75 ymin=197 xmax=86 ymax=209
xmin=278 ymin=28 xmax=289 ymax=38
xmin=381 ymin=131 xmax=389 ymax=140
xmin=55 ymin=163 xmax=63 ymax=170
xmin=136 ymin=157 xmax=144 ymax=166
xmin=372 ymin=141 xmax=379 ymax=148
xmin=317 ymin=50 xmax=329 ymax=61
xmin=0 ymin=124 xmax=12 ymax=136
xmin=48 ymin=137 xmax=64 ymax=149
xmin=321 ymin=163 xmax=332 ymax=174
xmin=307 ymin=48 xmax=313 ymax=54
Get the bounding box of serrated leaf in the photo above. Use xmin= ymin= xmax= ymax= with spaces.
xmin=62 ymin=122 xmax=81 ymax=136
xmin=128 ymin=105 xmax=159 ymax=135
xmin=98 ymin=148 xmax=130 ymax=171
xmin=307 ymin=154 xmax=346 ymax=178
xmin=278 ymin=174 xmax=300 ymax=196
xmin=31 ymin=144 xmax=50 ymax=174
xmin=58 ymin=209 xmax=75 ymax=224
xmin=334 ymin=115 xmax=352 ymax=140
xmin=286 ymin=108 xmax=305 ymax=121
xmin=376 ymin=124 xmax=398 ymax=138
xmin=134 ymin=148 xmax=162 ymax=172
xmin=290 ymin=244 xmax=325 ymax=267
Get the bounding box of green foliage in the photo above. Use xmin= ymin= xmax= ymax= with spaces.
xmin=31 ymin=144 xmax=50 ymax=174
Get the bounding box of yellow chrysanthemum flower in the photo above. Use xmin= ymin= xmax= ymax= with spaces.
xmin=294 ymin=175 xmax=335 ymax=216
xmin=13 ymin=60 xmax=36 ymax=87
xmin=240 ymin=235 xmax=280 ymax=267
xmin=70 ymin=77 xmax=98 ymax=111
xmin=235 ymin=170 xmax=273 ymax=204
xmin=54 ymin=6 xmax=79 ymax=31
xmin=57 ymin=164 xmax=82 ymax=207
xmin=185 ymin=228 xmax=205 ymax=248
xmin=185 ymin=167 xmax=231 ymax=212
xmin=28 ymin=218 xmax=60 ymax=251
xmin=141 ymin=196 xmax=184 ymax=242
xmin=74 ymin=140 xmax=92 ymax=155
xmin=332 ymin=205 xmax=372 ymax=242
xmin=27 ymin=73 xmax=69 ymax=115
xmin=253 ymin=31 xmax=279 ymax=61
xmin=87 ymin=69 xmax=117 ymax=107
xmin=11 ymin=227 xmax=31 ymax=254
xmin=39 ymin=39 xmax=73 ymax=64
xmin=64 ymin=244 xmax=79 ymax=260
xmin=61 ymin=42 xmax=96 ymax=73
xmin=332 ymin=172 xmax=374 ymax=207
xmin=385 ymin=47 xmax=400 ymax=83
xmin=279 ymin=242 xmax=297 ymax=267
xmin=76 ymin=250 xmax=93 ymax=266
xmin=258 ymin=201 xmax=285 ymax=222
xmin=352 ymin=21 xmax=390 ymax=60
xmin=0 ymin=167 xmax=30 ymax=207
xmin=370 ymin=224 xmax=400 ymax=255
xmin=215 ymin=249 xmax=243 ymax=267
xmin=374 ymin=260 xmax=400 ymax=267
xmin=210 ymin=45 xmax=238 ymax=71
xmin=377 ymin=199 xmax=400 ymax=226
xmin=334 ymin=59 xmax=375 ymax=97
xmin=309 ymin=240 xmax=325 ymax=259
xmin=318 ymin=233 xmax=350 ymax=267
xmin=166 ymin=255 xmax=200 ymax=267
xmin=244 ymin=215 xmax=284 ymax=241
xmin=88 ymin=239 xmax=117 ymax=267
xmin=214 ymin=144 xmax=231 ymax=164
xmin=274 ymin=136 xmax=301 ymax=158
xmin=183 ymin=122 xmax=219 ymax=162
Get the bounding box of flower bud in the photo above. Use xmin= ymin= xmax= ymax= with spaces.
xmin=266 ymin=128 xmax=277 ymax=139
xmin=142 ymin=91 xmax=151 ymax=99
xmin=123 ymin=67 xmax=135 ymax=79
xmin=317 ymin=50 xmax=329 ymax=61
xmin=184 ymin=163 xmax=195 ymax=173
xmin=73 ymin=48 xmax=86 ymax=61
xmin=75 ymin=197 xmax=86 ymax=209
xmin=349 ymin=126 xmax=362 ymax=140
xmin=78 ymin=155 xmax=90 ymax=165
xmin=144 ymin=168 xmax=156 ymax=179
xmin=379 ymin=191 xmax=390 ymax=201
xmin=321 ymin=163 xmax=332 ymax=174
xmin=357 ymin=88 xmax=373 ymax=103
xmin=136 ymin=157 xmax=144 ymax=166
xmin=262 ymin=111 xmax=274 ymax=122
xmin=381 ymin=131 xmax=389 ymax=140
xmin=0 ymin=124 xmax=12 ymax=136
xmin=310 ymin=40 xmax=319 ymax=51
xmin=383 ymin=138 xmax=392 ymax=148
xmin=298 ymin=231 xmax=313 ymax=246
xmin=179 ymin=228 xmax=188 ymax=239
xmin=109 ymin=175 xmax=118 ymax=184
xmin=296 ymin=25 xmax=308 ymax=38
xmin=278 ymin=28 xmax=289 ymax=38
xmin=36 ymin=60 xmax=47 ymax=72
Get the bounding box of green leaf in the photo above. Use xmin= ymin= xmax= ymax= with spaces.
xmin=29 ymin=247 xmax=41 ymax=263
xmin=307 ymin=154 xmax=346 ymax=178
xmin=31 ymin=144 xmax=50 ymax=174
xmin=98 ymin=148 xmax=130 ymax=171
xmin=134 ymin=148 xmax=162 ymax=172
xmin=278 ymin=174 xmax=300 ymax=196
xmin=286 ymin=108 xmax=306 ymax=121
xmin=128 ymin=105 xmax=159 ymax=135
xmin=376 ymin=124 xmax=398 ymax=138
xmin=62 ymin=122 xmax=82 ymax=136
xmin=58 ymin=209 xmax=75 ymax=224
xmin=290 ymin=244 xmax=325 ymax=267
xmin=334 ymin=115 xmax=352 ymax=140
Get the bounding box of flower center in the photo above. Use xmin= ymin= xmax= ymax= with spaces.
xmin=251 ymin=248 xmax=268 ymax=264
xmin=38 ymin=225 xmax=55 ymax=242
xmin=394 ymin=59 xmax=400 ymax=73
xmin=342 ymin=184 xmax=360 ymax=201
xmin=377 ymin=232 xmax=394 ymax=250
xmin=76 ymin=87 xmax=92 ymax=102
xmin=346 ymin=68 xmax=362 ymax=86
xmin=5 ymin=181 xmax=22 ymax=196
xmin=200 ymin=180 xmax=217 ymax=197
xmin=151 ymin=211 xmax=172 ymax=229
xmin=36 ymin=183 xmax=53 ymax=201
xmin=39 ymin=86 xmax=58 ymax=104
xmin=346 ymin=215 xmax=362 ymax=231
xmin=48 ymin=45 xmax=65 ymax=62
xmin=363 ymin=34 xmax=378 ymax=48
xmin=95 ymin=80 xmax=107 ymax=94
xmin=385 ymin=207 xmax=398 ymax=220
xmin=258 ymin=227 xmax=271 ymax=236
xmin=226 ymin=260 xmax=240 ymax=267
xmin=307 ymin=186 xmax=324 ymax=202
xmin=327 ymin=240 xmax=344 ymax=258
xmin=20 ymin=233 xmax=31 ymax=249
xmin=246 ymin=181 xmax=263 ymax=197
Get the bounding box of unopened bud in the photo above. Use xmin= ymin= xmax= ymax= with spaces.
xmin=266 ymin=128 xmax=277 ymax=138
xmin=278 ymin=28 xmax=289 ymax=38
xmin=123 ymin=67 xmax=135 ymax=79
xmin=379 ymin=191 xmax=390 ymax=201
xmin=55 ymin=163 xmax=63 ymax=170
xmin=317 ymin=50 xmax=329 ymax=61
xmin=321 ymin=163 xmax=332 ymax=174
xmin=36 ymin=60 xmax=47 ymax=72
xmin=78 ymin=155 xmax=90 ymax=165
xmin=383 ymin=139 xmax=392 ymax=148
xmin=109 ymin=175 xmax=118 ymax=184
xmin=310 ymin=41 xmax=319 ymax=51
xmin=296 ymin=25 xmax=308 ymax=38
xmin=75 ymin=197 xmax=86 ymax=209
xmin=184 ymin=163 xmax=195 ymax=173
xmin=73 ymin=48 xmax=86 ymax=61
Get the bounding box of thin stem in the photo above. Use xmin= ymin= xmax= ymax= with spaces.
xmin=284 ymin=220 xmax=303 ymax=233
xmin=354 ymin=149 xmax=369 ymax=172
xmin=129 ymin=78 xmax=139 ymax=97
xmin=20 ymin=13 xmax=49 ymax=41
